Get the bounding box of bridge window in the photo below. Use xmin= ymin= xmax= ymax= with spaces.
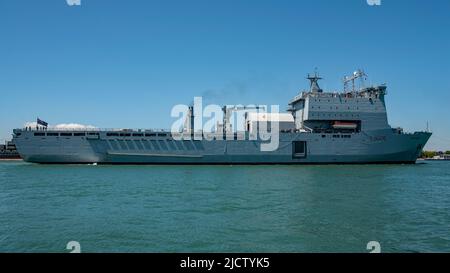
xmin=61 ymin=133 xmax=72 ymax=136
xmin=74 ymin=133 xmax=86 ymax=136
xmin=34 ymin=133 xmax=45 ymax=136
xmin=47 ymin=133 xmax=59 ymax=136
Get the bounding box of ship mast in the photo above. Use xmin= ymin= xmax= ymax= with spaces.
xmin=307 ymin=70 xmax=323 ymax=93
xmin=343 ymin=69 xmax=367 ymax=92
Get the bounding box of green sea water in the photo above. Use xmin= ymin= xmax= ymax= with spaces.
xmin=0 ymin=161 xmax=449 ymax=252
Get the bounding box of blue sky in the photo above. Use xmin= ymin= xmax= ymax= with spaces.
xmin=1 ymin=0 xmax=449 ymax=150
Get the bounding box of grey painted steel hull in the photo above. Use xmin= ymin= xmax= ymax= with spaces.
xmin=13 ymin=129 xmax=431 ymax=164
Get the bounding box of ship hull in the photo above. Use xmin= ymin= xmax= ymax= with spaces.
xmin=13 ymin=129 xmax=431 ymax=165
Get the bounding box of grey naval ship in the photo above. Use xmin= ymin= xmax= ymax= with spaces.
xmin=12 ymin=70 xmax=431 ymax=164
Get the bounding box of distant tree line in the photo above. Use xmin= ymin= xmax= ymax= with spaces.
xmin=420 ymin=151 xmax=450 ymax=158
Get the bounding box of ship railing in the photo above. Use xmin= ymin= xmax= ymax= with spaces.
xmin=21 ymin=127 xmax=172 ymax=132
xmin=304 ymin=88 xmax=385 ymax=99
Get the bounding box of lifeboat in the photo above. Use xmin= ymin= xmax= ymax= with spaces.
xmin=332 ymin=121 xmax=357 ymax=129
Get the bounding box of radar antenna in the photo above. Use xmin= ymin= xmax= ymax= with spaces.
xmin=307 ymin=69 xmax=323 ymax=93
xmin=343 ymin=69 xmax=367 ymax=92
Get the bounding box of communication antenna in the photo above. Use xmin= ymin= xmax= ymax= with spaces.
xmin=307 ymin=69 xmax=323 ymax=93
xmin=343 ymin=69 xmax=367 ymax=92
